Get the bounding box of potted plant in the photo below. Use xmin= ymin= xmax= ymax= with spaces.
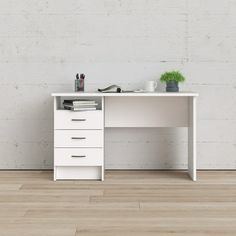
xmin=160 ymin=71 xmax=185 ymax=92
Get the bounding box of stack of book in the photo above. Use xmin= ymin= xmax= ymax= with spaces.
xmin=63 ymin=99 xmax=98 ymax=111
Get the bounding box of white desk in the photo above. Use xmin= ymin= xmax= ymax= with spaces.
xmin=52 ymin=92 xmax=198 ymax=181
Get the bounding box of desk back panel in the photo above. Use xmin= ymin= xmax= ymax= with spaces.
xmin=105 ymin=97 xmax=189 ymax=127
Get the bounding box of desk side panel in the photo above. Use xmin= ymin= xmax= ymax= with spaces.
xmin=188 ymin=97 xmax=197 ymax=181
xmin=105 ymin=97 xmax=188 ymax=127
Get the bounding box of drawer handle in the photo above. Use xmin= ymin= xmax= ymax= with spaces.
xmin=71 ymin=137 xmax=86 ymax=140
xmin=71 ymin=155 xmax=86 ymax=158
xmin=71 ymin=119 xmax=86 ymax=121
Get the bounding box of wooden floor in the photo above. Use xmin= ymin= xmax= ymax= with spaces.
xmin=0 ymin=171 xmax=236 ymax=236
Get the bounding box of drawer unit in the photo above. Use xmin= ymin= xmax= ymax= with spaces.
xmin=54 ymin=148 xmax=103 ymax=166
xmin=53 ymin=95 xmax=104 ymax=181
xmin=54 ymin=110 xmax=103 ymax=130
xmin=54 ymin=130 xmax=103 ymax=148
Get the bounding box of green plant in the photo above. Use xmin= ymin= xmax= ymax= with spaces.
xmin=160 ymin=71 xmax=185 ymax=83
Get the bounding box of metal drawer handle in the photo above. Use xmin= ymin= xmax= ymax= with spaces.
xmin=71 ymin=119 xmax=86 ymax=121
xmin=71 ymin=137 xmax=86 ymax=140
xmin=71 ymin=155 xmax=86 ymax=158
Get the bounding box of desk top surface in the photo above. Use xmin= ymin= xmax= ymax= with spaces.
xmin=52 ymin=91 xmax=198 ymax=97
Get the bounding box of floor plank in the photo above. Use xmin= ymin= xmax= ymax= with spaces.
xmin=0 ymin=170 xmax=236 ymax=235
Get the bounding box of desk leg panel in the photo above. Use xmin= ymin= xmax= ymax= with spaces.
xmin=188 ymin=97 xmax=197 ymax=181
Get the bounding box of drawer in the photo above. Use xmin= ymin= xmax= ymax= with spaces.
xmin=54 ymin=148 xmax=103 ymax=166
xmin=54 ymin=130 xmax=103 ymax=148
xmin=54 ymin=110 xmax=103 ymax=130
xmin=55 ymin=166 xmax=102 ymax=180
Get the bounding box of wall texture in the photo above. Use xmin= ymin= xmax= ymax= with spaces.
xmin=0 ymin=0 xmax=235 ymax=169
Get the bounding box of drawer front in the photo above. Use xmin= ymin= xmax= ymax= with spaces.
xmin=54 ymin=148 xmax=103 ymax=166
xmin=54 ymin=130 xmax=103 ymax=148
xmin=54 ymin=110 xmax=103 ymax=130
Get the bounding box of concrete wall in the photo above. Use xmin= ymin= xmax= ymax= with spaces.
xmin=0 ymin=0 xmax=235 ymax=169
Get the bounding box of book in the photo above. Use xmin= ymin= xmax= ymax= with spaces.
xmin=63 ymin=103 xmax=98 ymax=107
xmin=63 ymin=99 xmax=98 ymax=111
xmin=64 ymin=106 xmax=96 ymax=111
xmin=63 ymin=99 xmax=96 ymax=105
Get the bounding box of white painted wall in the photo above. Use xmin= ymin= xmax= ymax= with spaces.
xmin=0 ymin=0 xmax=235 ymax=169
